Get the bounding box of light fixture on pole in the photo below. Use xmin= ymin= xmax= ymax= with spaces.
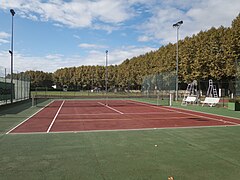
xmin=173 ymin=20 xmax=183 ymax=101
xmin=9 ymin=9 xmax=15 ymax=104
xmin=105 ymin=50 xmax=108 ymax=105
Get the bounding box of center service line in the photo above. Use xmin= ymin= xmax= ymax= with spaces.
xmin=98 ymin=102 xmax=124 ymax=114
xmin=47 ymin=100 xmax=65 ymax=133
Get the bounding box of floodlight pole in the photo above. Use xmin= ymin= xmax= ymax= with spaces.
xmin=9 ymin=9 xmax=15 ymax=104
xmin=173 ymin=20 xmax=183 ymax=101
xmin=105 ymin=50 xmax=108 ymax=105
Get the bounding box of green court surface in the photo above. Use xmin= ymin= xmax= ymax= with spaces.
xmin=1 ymin=100 xmax=240 ymax=180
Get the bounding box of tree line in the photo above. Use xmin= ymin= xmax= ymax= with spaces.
xmin=23 ymin=14 xmax=240 ymax=90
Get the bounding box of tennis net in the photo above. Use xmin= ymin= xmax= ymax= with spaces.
xmin=32 ymin=94 xmax=171 ymax=108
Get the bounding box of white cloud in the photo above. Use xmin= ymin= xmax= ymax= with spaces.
xmin=18 ymin=11 xmax=38 ymax=21
xmin=75 ymin=46 xmax=157 ymax=66
xmin=92 ymin=24 xmax=119 ymax=34
xmin=137 ymin=7 xmax=185 ymax=44
xmin=78 ymin=43 xmax=106 ymax=49
xmin=0 ymin=39 xmax=9 ymax=44
xmin=186 ymin=0 xmax=240 ymax=28
xmin=107 ymin=46 xmax=157 ymax=64
xmin=45 ymin=54 xmax=64 ymax=59
xmin=0 ymin=32 xmax=10 ymax=39
xmin=137 ymin=0 xmax=240 ymax=44
xmin=89 ymin=0 xmax=134 ymax=23
xmin=0 ymin=51 xmax=73 ymax=72
xmin=0 ymin=0 xmax=134 ymax=30
xmin=0 ymin=46 xmax=157 ymax=72
xmin=138 ymin=35 xmax=152 ymax=42
xmin=0 ymin=32 xmax=10 ymax=45
xmin=73 ymin=35 xmax=81 ymax=40
xmin=53 ymin=23 xmax=64 ymax=28
xmin=1 ymin=0 xmax=239 ymax=40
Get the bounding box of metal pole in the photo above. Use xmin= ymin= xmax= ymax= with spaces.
xmin=10 ymin=9 xmax=15 ymax=104
xmin=21 ymin=73 xmax=23 ymax=100
xmin=173 ymin=20 xmax=183 ymax=101
xmin=5 ymin=68 xmax=7 ymax=104
xmin=105 ymin=50 xmax=108 ymax=105
xmin=176 ymin=27 xmax=179 ymax=101
xmin=16 ymin=71 xmax=18 ymax=100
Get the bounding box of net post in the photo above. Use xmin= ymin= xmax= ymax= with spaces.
xmin=169 ymin=93 xmax=172 ymax=106
xmin=105 ymin=50 xmax=108 ymax=106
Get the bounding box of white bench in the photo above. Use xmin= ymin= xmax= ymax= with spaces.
xmin=201 ymin=97 xmax=220 ymax=107
xmin=182 ymin=96 xmax=197 ymax=105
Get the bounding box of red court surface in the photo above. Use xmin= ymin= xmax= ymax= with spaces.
xmin=7 ymin=100 xmax=240 ymax=134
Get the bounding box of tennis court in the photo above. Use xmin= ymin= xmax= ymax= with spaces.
xmin=7 ymin=99 xmax=240 ymax=134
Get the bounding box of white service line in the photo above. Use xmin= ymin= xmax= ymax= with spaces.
xmin=98 ymin=102 xmax=124 ymax=114
xmin=46 ymin=100 xmax=65 ymax=133
xmin=56 ymin=116 xmax=199 ymax=122
xmin=59 ymin=111 xmax=174 ymax=116
xmin=6 ymin=101 xmax=54 ymax=134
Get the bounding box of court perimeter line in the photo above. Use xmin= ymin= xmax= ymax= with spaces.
xmin=98 ymin=102 xmax=124 ymax=114
xmin=11 ymin=125 xmax=240 ymax=135
xmin=163 ymin=107 xmax=239 ymax=125
xmin=6 ymin=101 xmax=54 ymax=134
xmin=128 ymin=100 xmax=240 ymax=125
xmin=167 ymin=106 xmax=240 ymax=120
xmin=48 ymin=125 xmax=239 ymax=134
xmin=46 ymin=100 xmax=65 ymax=133
xmin=8 ymin=124 xmax=239 ymax=135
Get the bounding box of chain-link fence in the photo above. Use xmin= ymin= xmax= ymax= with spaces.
xmin=142 ymin=71 xmax=176 ymax=105
xmin=198 ymin=80 xmax=239 ymax=98
xmin=177 ymin=79 xmax=240 ymax=108
xmin=0 ymin=67 xmax=30 ymax=105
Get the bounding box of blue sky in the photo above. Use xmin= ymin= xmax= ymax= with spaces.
xmin=0 ymin=0 xmax=240 ymax=73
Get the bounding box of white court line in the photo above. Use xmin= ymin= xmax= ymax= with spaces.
xmin=56 ymin=116 xmax=204 ymax=122
xmin=98 ymin=102 xmax=124 ymax=114
xmin=59 ymin=113 xmax=119 ymax=116
xmin=128 ymin=100 xmax=240 ymax=125
xmin=45 ymin=124 xmax=239 ymax=134
xmin=164 ymin=107 xmax=239 ymax=125
xmin=8 ymin=124 xmax=240 ymax=135
xmin=46 ymin=100 xmax=65 ymax=133
xmin=167 ymin=106 xmax=240 ymax=120
xmin=59 ymin=111 xmax=174 ymax=116
xmin=6 ymin=101 xmax=54 ymax=134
